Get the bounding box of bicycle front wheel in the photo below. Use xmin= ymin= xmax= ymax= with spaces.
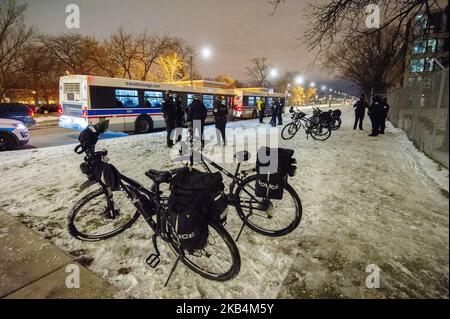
xmin=234 ymin=175 xmax=302 ymax=237
xmin=281 ymin=122 xmax=299 ymax=140
xmin=68 ymin=187 xmax=141 ymax=242
xmin=168 ymin=221 xmax=241 ymax=282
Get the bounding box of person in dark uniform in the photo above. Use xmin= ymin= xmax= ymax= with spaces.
xmin=187 ymin=94 xmax=207 ymax=149
xmin=368 ymin=95 xmax=382 ymax=137
xmin=379 ymin=97 xmax=390 ymax=134
xmin=213 ymin=96 xmax=228 ymax=146
xmin=353 ymin=94 xmax=368 ymax=130
xmin=257 ymin=98 xmax=266 ymax=124
xmin=161 ymin=90 xmax=177 ymax=147
xmin=277 ymin=98 xmax=284 ymax=125
xmin=174 ymin=93 xmax=184 ymax=142
xmin=269 ymin=101 xmax=278 ymax=127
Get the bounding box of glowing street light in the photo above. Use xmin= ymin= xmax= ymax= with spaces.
xmin=190 ymin=46 xmax=213 ymax=86
xmin=295 ymin=76 xmax=304 ymax=85
xmin=269 ymin=68 xmax=279 ymax=78
xmin=321 ymin=85 xmax=327 ymax=91
xmin=310 ymin=82 xmax=316 ymax=88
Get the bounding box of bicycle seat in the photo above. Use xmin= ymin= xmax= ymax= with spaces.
xmin=145 ymin=169 xmax=173 ymax=184
xmin=235 ymin=151 xmax=250 ymax=163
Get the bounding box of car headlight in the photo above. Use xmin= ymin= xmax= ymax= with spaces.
xmin=13 ymin=123 xmax=26 ymax=130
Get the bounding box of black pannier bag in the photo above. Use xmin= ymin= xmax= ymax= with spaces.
xmin=255 ymin=147 xmax=297 ymax=200
xmin=320 ymin=111 xmax=333 ymax=123
xmin=332 ymin=109 xmax=342 ymax=118
xmin=168 ymin=167 xmax=226 ymax=252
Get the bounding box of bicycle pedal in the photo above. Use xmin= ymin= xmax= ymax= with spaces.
xmin=145 ymin=254 xmax=161 ymax=268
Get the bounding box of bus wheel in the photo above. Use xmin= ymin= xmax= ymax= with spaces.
xmin=135 ymin=117 xmax=153 ymax=134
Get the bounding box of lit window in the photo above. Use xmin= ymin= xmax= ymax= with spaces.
xmin=115 ymin=89 xmax=139 ymax=107
xmin=425 ymin=58 xmax=435 ymax=72
xmin=427 ymin=39 xmax=437 ymax=53
xmin=412 ymin=40 xmax=426 ymax=54
xmin=410 ymin=59 xmax=425 ymax=72
xmin=203 ymin=95 xmax=214 ymax=109
xmin=144 ymin=91 xmax=163 ymax=108
xmin=248 ymin=97 xmax=255 ymax=106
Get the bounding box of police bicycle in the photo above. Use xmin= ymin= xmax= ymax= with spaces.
xmin=281 ymin=107 xmax=332 ymax=141
xmin=67 ymin=121 xmax=241 ymax=285
xmin=176 ymin=133 xmax=303 ymax=240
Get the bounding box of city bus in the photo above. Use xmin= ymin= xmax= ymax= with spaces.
xmin=233 ymin=89 xmax=286 ymax=120
xmin=58 ymin=75 xmax=235 ymax=133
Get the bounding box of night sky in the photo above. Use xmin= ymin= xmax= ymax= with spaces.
xmin=20 ymin=0 xmax=349 ymax=89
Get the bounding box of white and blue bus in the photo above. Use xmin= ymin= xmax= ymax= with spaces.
xmin=58 ymin=75 xmax=236 ymax=133
xmin=233 ymin=89 xmax=286 ymax=120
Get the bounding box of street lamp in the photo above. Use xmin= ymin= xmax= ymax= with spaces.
xmin=310 ymin=82 xmax=316 ymax=88
xmin=295 ymin=76 xmax=304 ymax=85
xmin=269 ymin=68 xmax=279 ymax=78
xmin=190 ymin=47 xmax=212 ymax=86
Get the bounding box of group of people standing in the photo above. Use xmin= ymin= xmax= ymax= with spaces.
xmin=161 ymin=90 xmax=229 ymax=148
xmin=353 ymin=94 xmax=390 ymax=137
xmin=257 ymin=98 xmax=285 ymax=127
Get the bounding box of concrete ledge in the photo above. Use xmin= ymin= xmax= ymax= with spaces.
xmin=0 ymin=210 xmax=119 ymax=299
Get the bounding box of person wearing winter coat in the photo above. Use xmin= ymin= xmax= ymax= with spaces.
xmin=161 ymin=90 xmax=177 ymax=147
xmin=187 ymin=94 xmax=208 ymax=148
xmin=353 ymin=94 xmax=368 ymax=130
xmin=379 ymin=97 xmax=390 ymax=134
xmin=213 ymin=96 xmax=228 ymax=146
xmin=174 ymin=94 xmax=185 ymax=142
xmin=277 ymin=98 xmax=284 ymax=125
xmin=368 ymin=95 xmax=383 ymax=137
xmin=257 ymin=98 xmax=266 ymax=124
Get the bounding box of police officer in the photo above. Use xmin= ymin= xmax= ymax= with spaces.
xmin=379 ymin=97 xmax=390 ymax=134
xmin=174 ymin=93 xmax=184 ymax=142
xmin=187 ymin=94 xmax=208 ymax=149
xmin=161 ymin=90 xmax=177 ymax=147
xmin=368 ymin=95 xmax=382 ymax=137
xmin=353 ymin=94 xmax=368 ymax=130
xmin=277 ymin=98 xmax=284 ymax=125
xmin=269 ymin=102 xmax=278 ymax=127
xmin=257 ymin=98 xmax=265 ymax=124
xmin=213 ymin=96 xmax=228 ymax=146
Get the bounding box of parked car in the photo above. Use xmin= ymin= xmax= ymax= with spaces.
xmin=0 ymin=103 xmax=36 ymax=127
xmin=0 ymin=118 xmax=30 ymax=151
xmin=37 ymin=104 xmax=58 ymax=114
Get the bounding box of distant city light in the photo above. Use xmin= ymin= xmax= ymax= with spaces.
xmin=310 ymin=82 xmax=316 ymax=88
xmin=201 ymin=47 xmax=212 ymax=59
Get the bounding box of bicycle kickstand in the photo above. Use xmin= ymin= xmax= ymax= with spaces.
xmin=145 ymin=234 xmax=161 ymax=268
xmin=236 ymin=208 xmax=253 ymax=243
xmin=164 ymin=255 xmax=181 ymax=288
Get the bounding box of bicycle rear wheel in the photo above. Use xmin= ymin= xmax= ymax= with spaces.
xmin=310 ymin=124 xmax=332 ymax=141
xmin=234 ymin=175 xmax=302 ymax=237
xmin=281 ymin=122 xmax=299 ymax=140
xmin=168 ymin=221 xmax=241 ymax=282
xmin=68 ymin=187 xmax=141 ymax=241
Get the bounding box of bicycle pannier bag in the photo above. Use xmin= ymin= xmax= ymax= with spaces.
xmin=255 ymin=147 xmax=296 ymax=200
xmin=168 ymin=167 xmax=225 ymax=251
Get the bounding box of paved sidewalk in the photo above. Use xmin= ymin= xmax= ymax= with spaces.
xmin=0 ymin=209 xmax=119 ymax=299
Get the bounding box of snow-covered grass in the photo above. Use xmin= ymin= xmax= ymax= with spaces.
xmin=0 ymin=105 xmax=448 ymax=298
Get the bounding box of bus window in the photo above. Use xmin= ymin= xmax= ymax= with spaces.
xmin=187 ymin=93 xmax=194 ymax=106
xmin=203 ymin=95 xmax=214 ymax=109
xmin=144 ymin=91 xmax=163 ymax=108
xmin=90 ymin=86 xmax=115 ymax=109
xmin=115 ymin=89 xmax=139 ymax=107
xmin=268 ymin=98 xmax=273 ymax=107
xmin=248 ymin=96 xmax=255 ymax=106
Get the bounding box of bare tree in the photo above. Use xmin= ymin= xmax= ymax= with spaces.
xmin=0 ymin=0 xmax=33 ymax=99
xmin=39 ymin=33 xmax=100 ymax=75
xmin=104 ymin=27 xmax=140 ymax=79
xmin=246 ymin=57 xmax=271 ymax=87
xmin=158 ymin=52 xmax=184 ymax=82
xmin=324 ymin=27 xmax=405 ymax=95
xmin=136 ymin=32 xmax=172 ymax=81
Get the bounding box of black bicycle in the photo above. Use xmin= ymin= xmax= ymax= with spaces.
xmin=67 ymin=128 xmax=240 ymax=285
xmin=176 ymin=144 xmax=303 ymax=239
xmin=281 ymin=107 xmax=332 ymax=141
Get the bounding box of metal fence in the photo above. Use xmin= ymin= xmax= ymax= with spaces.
xmin=388 ymin=68 xmax=449 ymax=168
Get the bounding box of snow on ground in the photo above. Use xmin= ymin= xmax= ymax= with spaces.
xmin=0 ymin=105 xmax=448 ymax=298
